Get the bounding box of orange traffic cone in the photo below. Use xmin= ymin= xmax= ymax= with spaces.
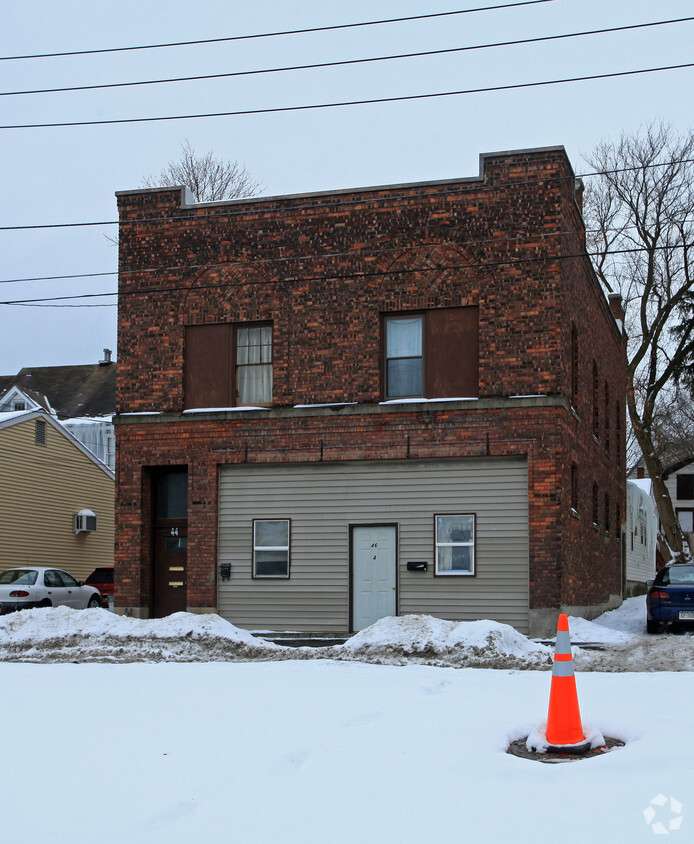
xmin=544 ymin=613 xmax=590 ymax=753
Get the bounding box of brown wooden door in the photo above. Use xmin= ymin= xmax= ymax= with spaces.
xmin=153 ymin=528 xmax=188 ymax=616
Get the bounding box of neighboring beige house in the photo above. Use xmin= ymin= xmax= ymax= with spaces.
xmin=0 ymin=408 xmax=114 ymax=582
xmin=0 ymin=352 xmax=117 ymax=471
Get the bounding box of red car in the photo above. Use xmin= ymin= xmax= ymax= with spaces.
xmin=85 ymin=567 xmax=114 ymax=609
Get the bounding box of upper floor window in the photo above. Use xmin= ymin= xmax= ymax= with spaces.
xmin=13 ymin=401 xmax=26 ymax=411
xmin=383 ymin=307 xmax=479 ymax=400
xmin=592 ymin=362 xmax=599 ymax=439
xmin=604 ymin=381 xmax=610 ymax=454
xmin=184 ymin=322 xmax=273 ymax=409
xmin=677 ymin=474 xmax=694 ymax=501
xmin=570 ymin=463 xmax=578 ymax=513
xmin=385 ymin=316 xmax=423 ymax=398
xmin=570 ymin=324 xmax=578 ymax=409
xmin=615 ymin=402 xmax=622 ymax=468
xmin=236 ymin=325 xmax=272 ymax=405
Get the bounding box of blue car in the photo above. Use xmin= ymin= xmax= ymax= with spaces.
xmin=646 ymin=564 xmax=694 ymax=633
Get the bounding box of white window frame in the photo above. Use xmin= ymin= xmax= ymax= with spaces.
xmin=252 ymin=519 xmax=290 ymax=578
xmin=677 ymin=508 xmax=694 ymax=534
xmin=434 ymin=514 xmax=475 ymax=576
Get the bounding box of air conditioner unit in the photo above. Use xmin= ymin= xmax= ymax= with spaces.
xmin=74 ymin=509 xmax=98 ymax=534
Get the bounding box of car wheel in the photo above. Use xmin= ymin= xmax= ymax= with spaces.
xmin=38 ymin=599 xmax=51 ymax=608
xmin=87 ymin=596 xmax=101 ymax=609
xmin=646 ymin=620 xmax=660 ymax=634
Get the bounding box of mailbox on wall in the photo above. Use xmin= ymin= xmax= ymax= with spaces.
xmin=406 ymin=561 xmax=428 ymax=572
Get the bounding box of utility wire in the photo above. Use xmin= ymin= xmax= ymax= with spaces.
xmin=0 ymin=1 xmax=553 ymax=61
xmin=0 ymin=231 xmax=577 ymax=285
xmin=1 ymin=242 xmax=689 ymax=306
xmin=3 ymin=17 xmax=690 ymax=98
xmin=3 ymin=62 xmax=693 ymax=131
xmin=2 ymin=155 xmax=694 ymax=234
xmin=5 ymin=216 xmax=694 ymax=287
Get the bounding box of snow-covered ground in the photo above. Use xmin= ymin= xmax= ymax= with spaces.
xmin=1 ymin=599 xmax=693 ymax=842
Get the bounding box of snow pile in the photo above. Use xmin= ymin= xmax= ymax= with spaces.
xmin=334 ymin=614 xmax=553 ymax=669
xmin=2 ymin=595 xmax=693 ymax=670
xmin=0 ymin=606 xmax=266 ymax=644
xmin=0 ymin=607 xmax=281 ymax=663
xmin=525 ymin=723 xmax=606 ymax=753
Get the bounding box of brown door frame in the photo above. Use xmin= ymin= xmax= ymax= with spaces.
xmin=349 ymin=522 xmax=399 ymax=633
xmin=150 ymin=467 xmax=189 ymax=618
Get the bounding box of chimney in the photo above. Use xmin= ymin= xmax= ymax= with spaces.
xmin=99 ymin=348 xmax=113 ymax=366
xmin=574 ymin=178 xmax=584 ymax=213
xmin=608 ymin=294 xmax=625 ymax=333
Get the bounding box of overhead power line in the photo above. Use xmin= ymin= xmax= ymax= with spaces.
xmin=4 ymin=213 xmax=694 ymax=287
xmin=2 ymin=155 xmax=694 ymax=234
xmin=1 ymin=242 xmax=689 ymax=307
xmin=0 ymin=231 xmax=579 ymax=285
xmin=3 ymin=17 xmax=690 ymax=98
xmin=2 ymin=61 xmax=692 ymax=131
xmin=0 ymin=1 xmax=553 ymax=61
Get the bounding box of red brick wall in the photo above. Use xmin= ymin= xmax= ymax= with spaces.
xmin=115 ymin=147 xmax=626 ymax=616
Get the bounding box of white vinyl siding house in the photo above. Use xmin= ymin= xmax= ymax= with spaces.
xmin=625 ymin=480 xmax=657 ymax=585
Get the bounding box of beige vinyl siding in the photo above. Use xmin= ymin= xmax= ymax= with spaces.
xmin=218 ymin=456 xmax=529 ymax=633
xmin=0 ymin=418 xmax=114 ymax=581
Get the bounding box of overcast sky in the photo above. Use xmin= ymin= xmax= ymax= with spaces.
xmin=1 ymin=0 xmax=692 ymax=374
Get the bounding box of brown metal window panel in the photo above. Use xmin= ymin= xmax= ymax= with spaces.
xmin=425 ymin=306 xmax=479 ymax=398
xmin=184 ymin=324 xmax=233 ymax=409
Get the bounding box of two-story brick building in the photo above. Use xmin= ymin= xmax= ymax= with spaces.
xmin=114 ymin=146 xmax=626 ymax=637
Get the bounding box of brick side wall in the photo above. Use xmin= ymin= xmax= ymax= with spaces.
xmin=115 ymin=147 xmax=626 ymax=618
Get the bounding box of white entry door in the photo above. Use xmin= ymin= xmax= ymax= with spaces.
xmin=351 ymin=525 xmax=397 ymax=632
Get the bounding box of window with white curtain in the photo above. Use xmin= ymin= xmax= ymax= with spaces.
xmin=184 ymin=322 xmax=274 ymax=409
xmin=236 ymin=325 xmax=273 ymax=405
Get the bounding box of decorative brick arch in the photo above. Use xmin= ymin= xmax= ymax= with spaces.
xmin=379 ymin=243 xmax=480 ymax=309
xmin=182 ymin=243 xmax=272 ymax=325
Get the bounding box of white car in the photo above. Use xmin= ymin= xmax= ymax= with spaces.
xmin=0 ymin=567 xmax=102 ymax=614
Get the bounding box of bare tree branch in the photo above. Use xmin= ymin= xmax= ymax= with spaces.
xmin=584 ymin=122 xmax=694 ymax=562
xmin=141 ymin=139 xmax=262 ymax=202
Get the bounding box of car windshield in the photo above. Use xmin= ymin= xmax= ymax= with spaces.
xmin=87 ymin=569 xmax=113 ymax=584
xmin=0 ymin=569 xmax=38 ymax=585
xmin=657 ymin=566 xmax=694 ymax=586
